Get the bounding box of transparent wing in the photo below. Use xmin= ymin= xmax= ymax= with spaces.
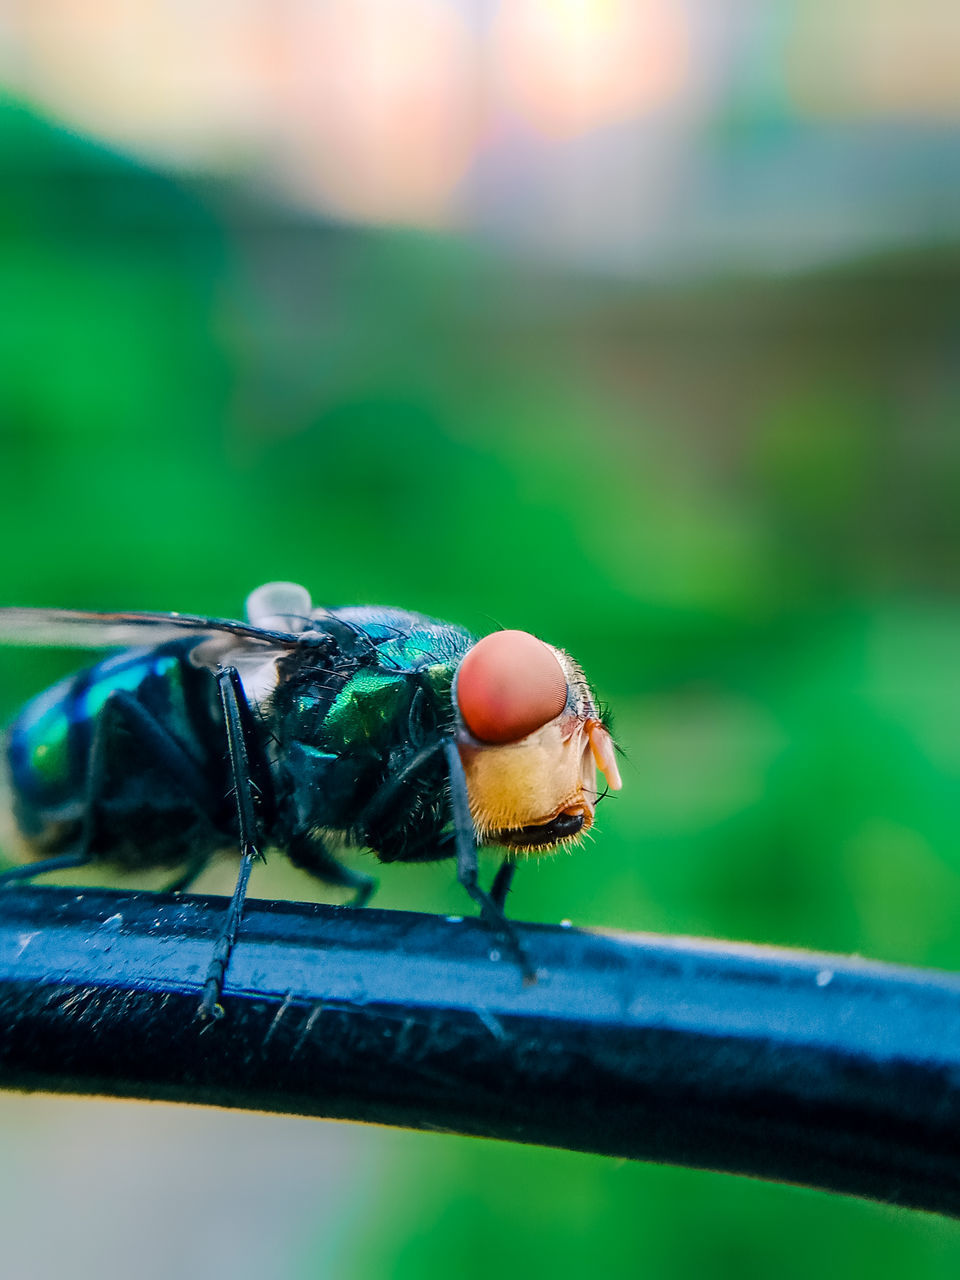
xmin=0 ymin=607 xmax=303 ymax=653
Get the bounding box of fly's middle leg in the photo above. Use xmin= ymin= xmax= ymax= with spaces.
xmin=163 ymin=854 xmax=214 ymax=895
xmin=286 ymin=833 xmax=376 ymax=907
xmin=198 ymin=666 xmax=268 ymax=1022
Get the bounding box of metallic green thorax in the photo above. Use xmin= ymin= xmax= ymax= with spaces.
xmin=322 ymin=606 xmax=473 ymax=754
xmin=324 ymin=672 xmax=412 ymax=754
xmin=269 ymin=607 xmax=476 ymax=855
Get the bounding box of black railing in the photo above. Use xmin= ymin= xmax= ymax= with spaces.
xmin=1 ymin=884 xmax=959 ymax=1216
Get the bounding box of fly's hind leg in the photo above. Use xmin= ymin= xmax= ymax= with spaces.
xmin=288 ymin=834 xmax=377 ymax=907
xmin=0 ymin=850 xmax=93 ymax=886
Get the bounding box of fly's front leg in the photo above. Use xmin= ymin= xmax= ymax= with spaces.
xmin=198 ymin=666 xmax=267 ymax=1022
xmin=490 ymin=859 xmax=517 ymax=911
xmin=442 ymin=740 xmax=535 ymax=984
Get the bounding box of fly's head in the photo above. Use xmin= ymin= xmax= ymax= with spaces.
xmin=453 ymin=630 xmax=622 ymax=854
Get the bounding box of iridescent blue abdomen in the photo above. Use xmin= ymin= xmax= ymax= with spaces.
xmin=6 ymin=640 xmax=221 ymax=855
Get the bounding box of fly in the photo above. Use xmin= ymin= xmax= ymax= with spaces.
xmin=0 ymin=582 xmax=622 ymax=1018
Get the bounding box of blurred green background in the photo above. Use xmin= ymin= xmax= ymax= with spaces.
xmin=2 ymin=3 xmax=960 ymax=1276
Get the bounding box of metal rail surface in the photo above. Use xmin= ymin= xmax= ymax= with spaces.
xmin=1 ymin=885 xmax=959 ymax=1215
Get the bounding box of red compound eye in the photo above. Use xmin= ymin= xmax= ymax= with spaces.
xmin=457 ymin=630 xmax=568 ymax=743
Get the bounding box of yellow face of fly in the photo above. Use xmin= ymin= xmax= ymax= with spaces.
xmin=454 ymin=632 xmax=621 ymax=853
